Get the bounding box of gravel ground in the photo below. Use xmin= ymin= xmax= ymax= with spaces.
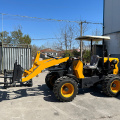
xmin=0 ymin=71 xmax=120 ymax=120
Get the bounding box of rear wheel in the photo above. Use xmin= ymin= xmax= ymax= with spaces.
xmin=45 ymin=72 xmax=59 ymax=90
xmin=102 ymin=74 xmax=120 ymax=96
xmin=53 ymin=76 xmax=78 ymax=102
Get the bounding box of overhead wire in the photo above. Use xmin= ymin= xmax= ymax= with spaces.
xmin=31 ymin=38 xmax=61 ymax=40
xmin=0 ymin=13 xmax=103 ymax=25
xmin=0 ymin=13 xmax=103 ymax=41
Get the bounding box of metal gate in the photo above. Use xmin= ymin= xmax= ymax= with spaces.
xmin=0 ymin=45 xmax=32 ymax=73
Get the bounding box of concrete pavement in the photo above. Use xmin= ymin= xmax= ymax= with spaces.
xmin=0 ymin=71 xmax=120 ymax=120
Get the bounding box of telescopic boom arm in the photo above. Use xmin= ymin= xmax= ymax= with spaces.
xmin=22 ymin=51 xmax=69 ymax=82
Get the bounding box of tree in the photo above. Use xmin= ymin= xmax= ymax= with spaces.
xmin=39 ymin=45 xmax=46 ymax=50
xmin=11 ymin=29 xmax=23 ymax=44
xmin=68 ymin=25 xmax=74 ymax=50
xmin=31 ymin=45 xmax=46 ymax=57
xmin=61 ymin=26 xmax=68 ymax=51
xmin=52 ymin=38 xmax=64 ymax=51
xmin=19 ymin=35 xmax=31 ymax=44
xmin=0 ymin=31 xmax=11 ymax=44
xmin=5 ymin=36 xmax=12 ymax=44
xmin=0 ymin=27 xmax=31 ymax=45
xmin=31 ymin=45 xmax=40 ymax=57
xmin=72 ymin=50 xmax=80 ymax=57
xmin=92 ymin=28 xmax=102 ymax=44
xmin=11 ymin=28 xmax=31 ymax=45
xmin=83 ymin=50 xmax=91 ymax=62
xmin=54 ymin=25 xmax=75 ymax=51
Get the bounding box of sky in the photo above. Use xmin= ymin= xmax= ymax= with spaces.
xmin=0 ymin=0 xmax=103 ymax=47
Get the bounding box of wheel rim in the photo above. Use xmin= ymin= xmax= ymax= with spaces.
xmin=61 ymin=83 xmax=74 ymax=98
xmin=110 ymin=80 xmax=120 ymax=93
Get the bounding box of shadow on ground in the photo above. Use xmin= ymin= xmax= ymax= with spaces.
xmin=78 ymin=85 xmax=120 ymax=99
xmin=0 ymin=84 xmax=59 ymax=102
xmin=0 ymin=84 xmax=120 ymax=102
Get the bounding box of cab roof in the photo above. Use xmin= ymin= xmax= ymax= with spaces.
xmin=75 ymin=35 xmax=110 ymax=41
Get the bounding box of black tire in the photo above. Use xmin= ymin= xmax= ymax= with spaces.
xmin=53 ymin=76 xmax=78 ymax=102
xmin=26 ymin=79 xmax=33 ymax=87
xmin=45 ymin=72 xmax=59 ymax=90
xmin=20 ymin=79 xmax=33 ymax=87
xmin=102 ymin=74 xmax=120 ymax=97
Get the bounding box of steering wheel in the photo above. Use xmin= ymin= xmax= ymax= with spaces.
xmin=47 ymin=54 xmax=58 ymax=59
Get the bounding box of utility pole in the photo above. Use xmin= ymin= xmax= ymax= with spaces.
xmin=79 ymin=22 xmax=83 ymax=61
xmin=2 ymin=13 xmax=3 ymax=73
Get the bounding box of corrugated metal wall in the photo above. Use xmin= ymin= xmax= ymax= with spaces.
xmin=0 ymin=46 xmax=31 ymax=72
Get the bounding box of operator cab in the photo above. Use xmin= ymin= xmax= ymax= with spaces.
xmin=75 ymin=35 xmax=111 ymax=76
xmin=84 ymin=55 xmax=99 ymax=69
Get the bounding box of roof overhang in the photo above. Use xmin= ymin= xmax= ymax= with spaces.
xmin=75 ymin=35 xmax=110 ymax=41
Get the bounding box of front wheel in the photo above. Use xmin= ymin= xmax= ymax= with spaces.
xmin=53 ymin=76 xmax=78 ymax=102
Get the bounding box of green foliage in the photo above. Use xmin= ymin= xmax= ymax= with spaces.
xmin=83 ymin=50 xmax=91 ymax=62
xmin=62 ymin=50 xmax=80 ymax=57
xmin=0 ymin=28 xmax=31 ymax=45
xmin=61 ymin=49 xmax=90 ymax=62
xmin=11 ymin=29 xmax=23 ymax=44
xmin=11 ymin=29 xmax=31 ymax=44
xmin=5 ymin=36 xmax=12 ymax=44
xmin=64 ymin=50 xmax=74 ymax=57
xmin=19 ymin=35 xmax=31 ymax=44
xmin=72 ymin=50 xmax=80 ymax=57
xmin=0 ymin=31 xmax=11 ymax=44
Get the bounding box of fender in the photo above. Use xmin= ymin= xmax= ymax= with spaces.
xmin=66 ymin=74 xmax=80 ymax=83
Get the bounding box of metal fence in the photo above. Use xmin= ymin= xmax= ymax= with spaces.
xmin=0 ymin=45 xmax=32 ymax=73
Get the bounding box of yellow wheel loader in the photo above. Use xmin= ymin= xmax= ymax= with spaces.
xmin=48 ymin=36 xmax=120 ymax=102
xmin=0 ymin=36 xmax=120 ymax=102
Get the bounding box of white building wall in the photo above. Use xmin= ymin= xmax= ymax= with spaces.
xmin=105 ymin=32 xmax=120 ymax=54
xmin=104 ymin=32 xmax=120 ymax=68
xmin=104 ymin=0 xmax=120 ymax=57
xmin=104 ymin=0 xmax=120 ymax=35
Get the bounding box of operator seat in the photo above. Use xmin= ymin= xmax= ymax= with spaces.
xmin=84 ymin=55 xmax=99 ymax=69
